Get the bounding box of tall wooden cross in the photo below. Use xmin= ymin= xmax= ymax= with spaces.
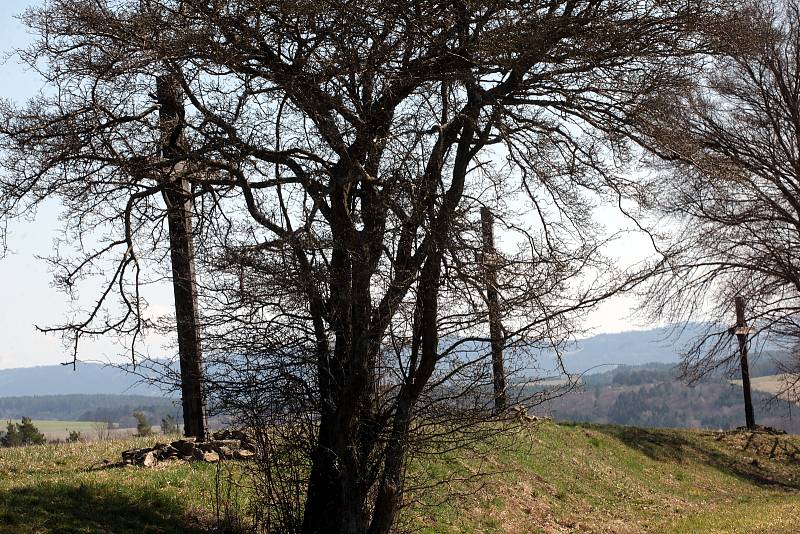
xmin=481 ymin=207 xmax=507 ymax=414
xmin=733 ymin=296 xmax=756 ymax=431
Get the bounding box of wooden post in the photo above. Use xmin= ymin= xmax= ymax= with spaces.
xmin=481 ymin=207 xmax=507 ymax=414
xmin=734 ymin=296 xmax=756 ymax=431
xmin=158 ymin=76 xmax=206 ymax=440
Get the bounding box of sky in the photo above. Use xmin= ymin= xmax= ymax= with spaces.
xmin=0 ymin=0 xmax=656 ymax=369
xmin=0 ymin=1 xmax=69 ymax=369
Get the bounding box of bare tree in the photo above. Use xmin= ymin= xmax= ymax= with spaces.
xmin=640 ymin=0 xmax=800 ymax=401
xmin=178 ymin=2 xmax=720 ymax=532
xmin=93 ymin=420 xmax=113 ymax=442
xmin=0 ymin=0 xmax=727 ymax=532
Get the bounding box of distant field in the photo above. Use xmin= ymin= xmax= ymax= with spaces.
xmin=730 ymin=373 xmax=800 ymax=401
xmin=2 ymin=420 xmax=137 ymax=440
xmin=516 ymin=377 xmax=573 ymax=388
xmin=4 ymin=420 xmax=100 ymax=433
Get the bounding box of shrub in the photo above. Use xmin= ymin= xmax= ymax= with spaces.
xmin=94 ymin=420 xmax=114 ymax=441
xmin=133 ymin=411 xmax=152 ymax=437
xmin=160 ymin=414 xmax=179 ymax=435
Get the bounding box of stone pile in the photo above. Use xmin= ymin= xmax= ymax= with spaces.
xmin=509 ymin=404 xmax=551 ymax=423
xmin=119 ymin=430 xmax=257 ymax=468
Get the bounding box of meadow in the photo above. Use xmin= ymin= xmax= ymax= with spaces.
xmin=2 ymin=420 xmax=138 ymax=441
xmin=2 ymin=421 xmax=800 ymax=533
xmin=730 ymin=374 xmax=800 ymax=402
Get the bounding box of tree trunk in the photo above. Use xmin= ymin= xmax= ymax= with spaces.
xmin=157 ymin=76 xmax=206 ymax=439
xmin=302 ymin=248 xmax=372 ymax=534
xmin=302 ymin=413 xmax=362 ymax=534
xmin=368 ymin=254 xmax=442 ymax=534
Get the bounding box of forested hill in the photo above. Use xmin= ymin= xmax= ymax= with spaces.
xmin=537 ymin=361 xmax=799 ymax=433
xmin=536 ymin=322 xmax=779 ymax=374
xmin=550 ymin=326 xmax=692 ymax=372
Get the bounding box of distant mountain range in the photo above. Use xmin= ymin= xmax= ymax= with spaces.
xmin=0 ymin=362 xmax=166 ymax=397
xmin=545 ymin=325 xmax=700 ymax=374
xmin=0 ymin=323 xmax=781 ymax=397
xmin=516 ymin=323 xmax=779 ymax=375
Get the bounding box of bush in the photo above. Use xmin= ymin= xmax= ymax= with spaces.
xmin=93 ymin=420 xmax=114 ymax=441
xmin=1 ymin=417 xmax=46 ymax=447
xmin=133 ymin=411 xmax=152 ymax=437
xmin=66 ymin=430 xmax=83 ymax=443
xmin=160 ymin=414 xmax=179 ymax=435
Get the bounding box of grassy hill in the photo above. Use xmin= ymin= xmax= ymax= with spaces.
xmin=1 ymin=421 xmax=800 ymax=533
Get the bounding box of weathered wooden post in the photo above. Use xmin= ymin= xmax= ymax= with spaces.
xmin=481 ymin=207 xmax=507 ymax=414
xmin=157 ymin=75 xmax=206 ymax=440
xmin=734 ymin=296 xmax=756 ymax=431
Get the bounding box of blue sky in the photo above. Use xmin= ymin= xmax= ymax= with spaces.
xmin=0 ymin=1 xmax=651 ymax=369
xmin=0 ymin=1 xmax=71 ymax=369
xmin=0 ymin=0 xmax=174 ymax=369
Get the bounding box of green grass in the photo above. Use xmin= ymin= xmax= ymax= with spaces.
xmin=403 ymin=423 xmax=800 ymax=533
xmin=0 ymin=437 xmax=226 ymax=533
xmin=2 ymin=423 xmax=800 ymax=532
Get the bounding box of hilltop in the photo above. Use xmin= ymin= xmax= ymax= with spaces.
xmin=2 ymin=421 xmax=799 ymax=533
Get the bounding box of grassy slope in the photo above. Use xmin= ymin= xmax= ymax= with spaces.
xmin=0 ymin=437 xmax=221 ymax=533
xmin=2 ymin=423 xmax=800 ymax=533
xmin=411 ymin=423 xmax=800 ymax=533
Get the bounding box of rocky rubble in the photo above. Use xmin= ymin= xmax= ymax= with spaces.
xmin=509 ymin=404 xmax=551 ymax=423
xmin=117 ymin=429 xmax=257 ymax=468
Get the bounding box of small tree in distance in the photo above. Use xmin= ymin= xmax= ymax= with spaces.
xmin=1 ymin=417 xmax=45 ymax=447
xmin=133 ymin=411 xmax=153 ymax=437
xmin=160 ymin=414 xmax=179 ymax=436
xmin=1 ymin=421 xmax=20 ymax=447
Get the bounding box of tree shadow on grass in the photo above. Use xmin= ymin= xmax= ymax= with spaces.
xmin=0 ymin=481 xmax=210 ymax=533
xmin=591 ymin=425 xmax=800 ymax=491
